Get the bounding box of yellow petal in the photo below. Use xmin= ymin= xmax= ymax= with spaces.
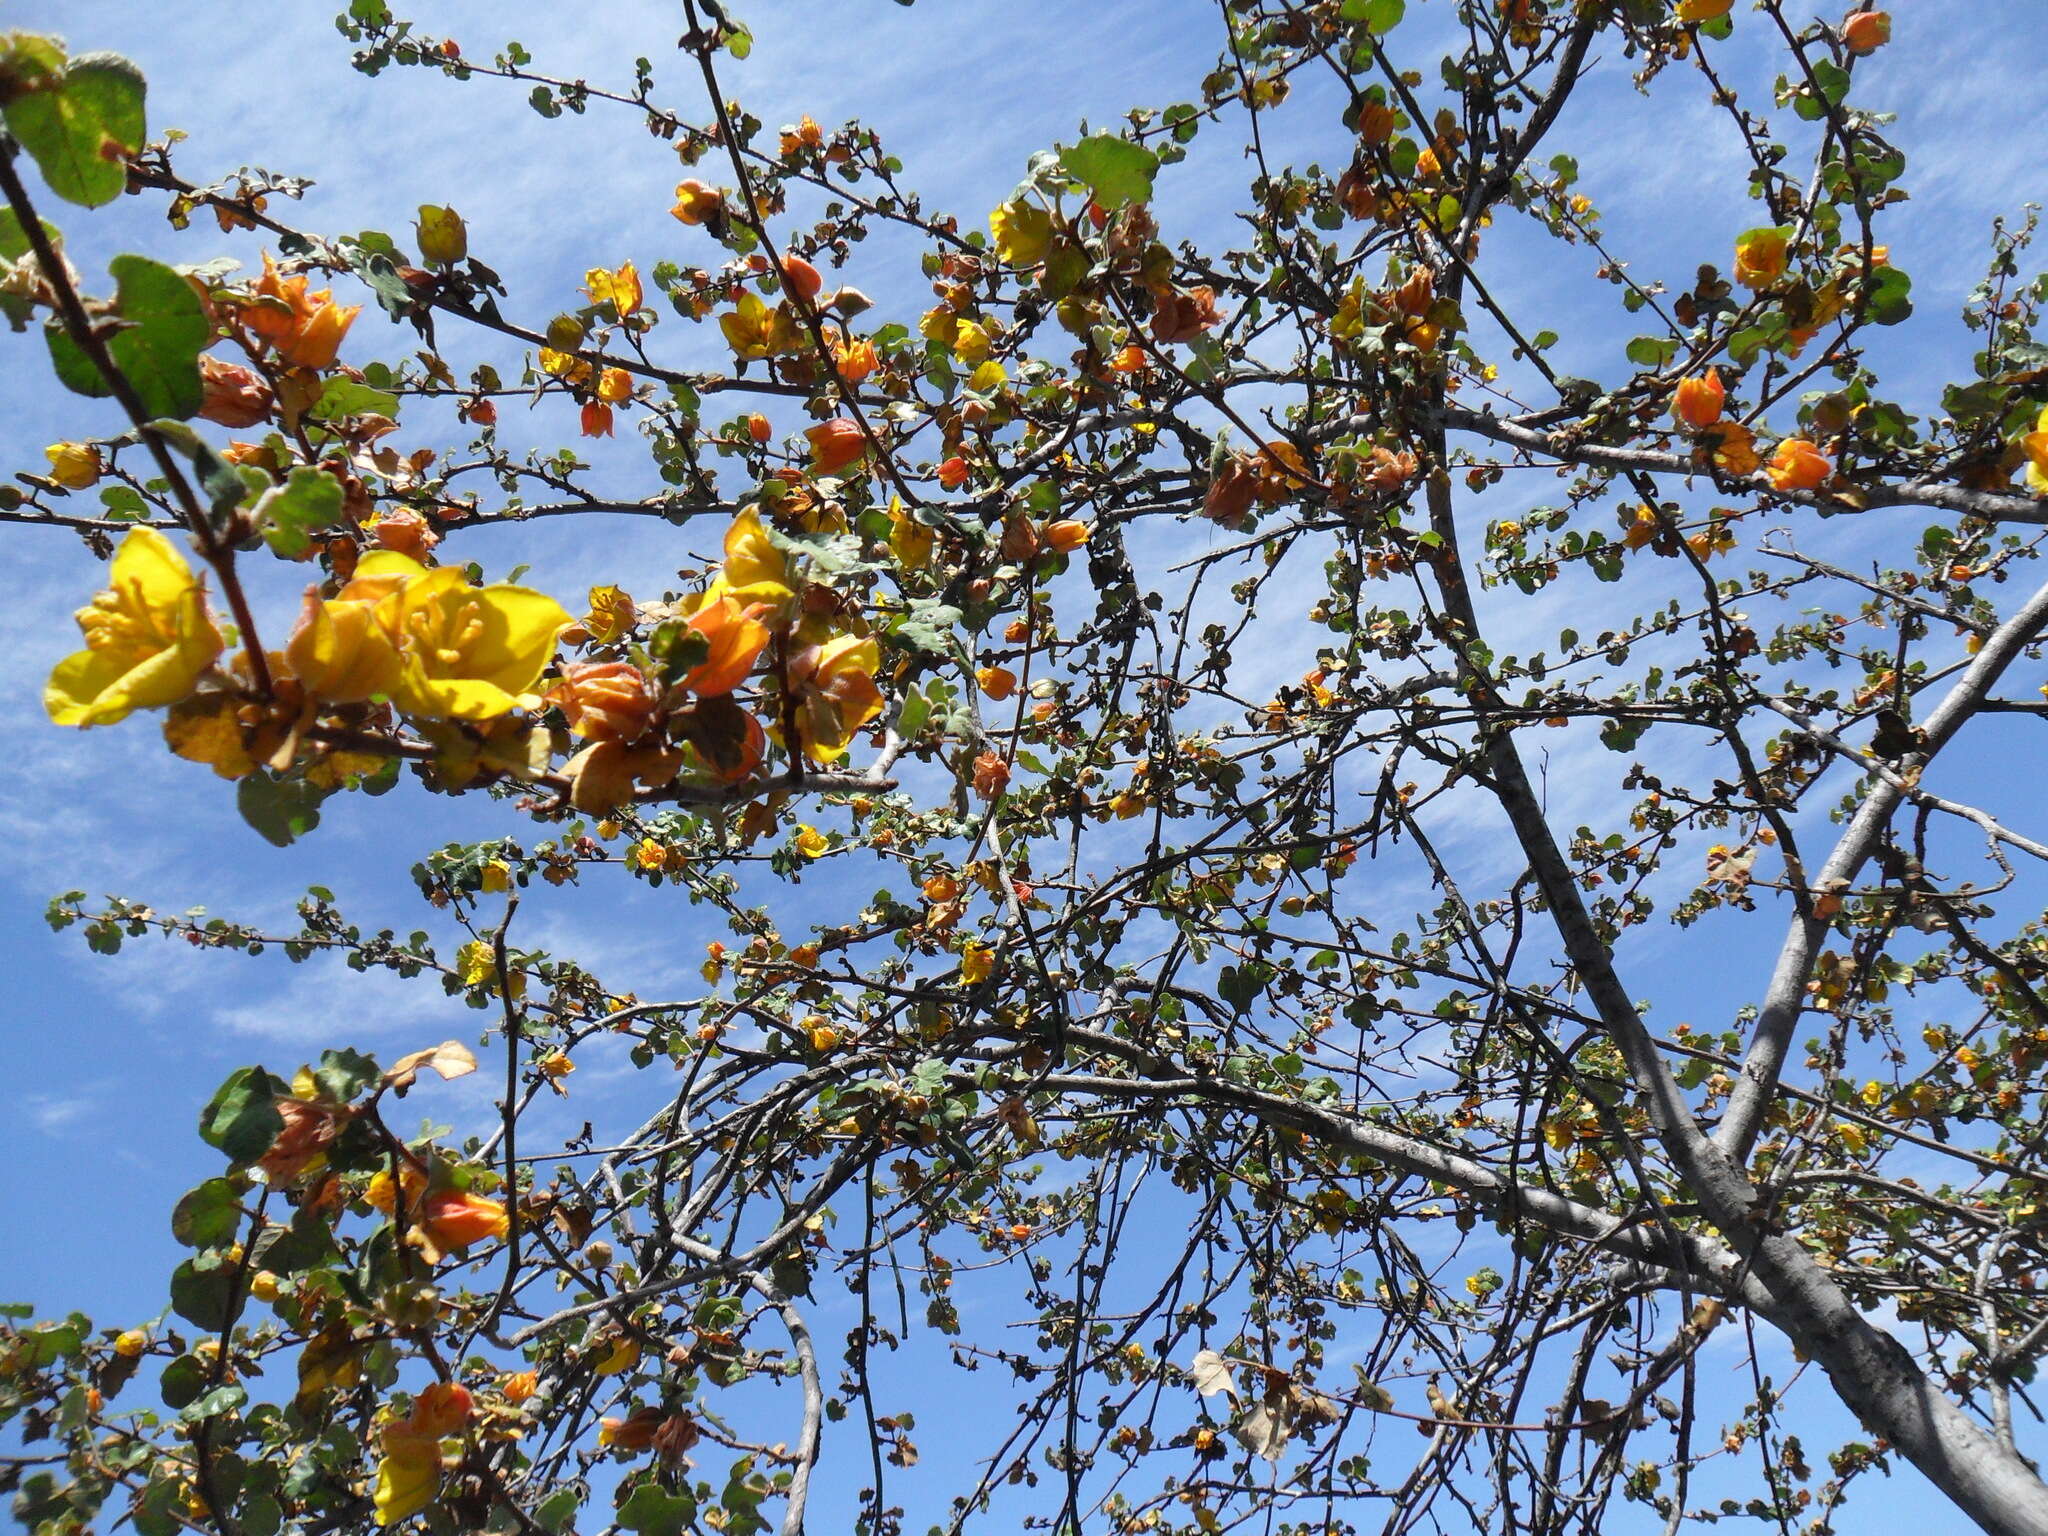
xmin=45 ymin=646 xmax=138 ymax=726
xmin=372 ymin=1433 xmax=441 ymax=1527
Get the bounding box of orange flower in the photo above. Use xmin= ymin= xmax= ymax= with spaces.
xmin=1841 ymin=9 xmax=1889 ymax=54
xmin=1204 ymin=457 xmax=1259 ymax=529
xmin=369 ymin=508 xmax=440 ymax=561
xmin=672 ymin=179 xmax=724 ymax=225
xmin=236 ymin=254 xmax=361 ymax=370
xmin=547 ymin=661 xmax=659 ymax=743
xmin=937 ymin=456 xmax=970 ymax=490
xmin=1702 ymin=419 xmax=1760 ymax=476
xmin=600 ymin=1407 xmax=664 ymax=1453
xmin=418 ymin=1191 xmax=509 ymax=1254
xmin=1151 ymin=286 xmax=1220 ymax=345
xmin=257 ymin=1096 xmax=350 ymax=1184
xmin=977 ymin=665 xmax=1017 ymax=701
xmin=806 ymin=417 xmax=869 ymax=475
xmin=780 ymin=254 xmax=823 ymax=304
xmin=409 ymin=1382 xmax=474 ymax=1438
xmin=596 ymin=367 xmax=634 ymax=405
xmin=1766 ymin=437 xmax=1832 ymax=492
xmin=198 ymin=355 xmax=274 ymax=429
xmin=1363 ymin=447 xmax=1418 ymax=491
xmin=834 ymin=337 xmax=878 ymax=383
xmin=1043 ymin=520 xmax=1090 ymax=553
xmin=501 ymin=1371 xmax=538 ymax=1404
xmin=1672 ymin=369 xmax=1725 ymax=430
xmin=581 ymin=401 xmax=615 ymax=438
xmin=679 ymin=595 xmax=771 ymax=697
xmin=368 ymin=1168 xmax=509 ymax=1263
xmin=972 ymin=750 xmax=1011 ymax=800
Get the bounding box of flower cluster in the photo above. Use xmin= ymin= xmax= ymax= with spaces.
xmin=46 ymin=499 xmax=888 ymax=819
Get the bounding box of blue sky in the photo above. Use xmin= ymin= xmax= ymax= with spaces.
xmin=4 ymin=1 xmax=2047 ymax=1531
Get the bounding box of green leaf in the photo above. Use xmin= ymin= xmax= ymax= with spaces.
xmin=0 ymin=207 xmax=60 ymax=263
xmin=895 ymin=682 xmax=933 ymax=741
xmin=1060 ymin=135 xmax=1159 ymax=210
xmin=240 ymin=1494 xmax=282 ymax=1536
xmin=3 ymin=51 xmax=147 ymax=208
xmin=237 ymin=770 xmax=330 ymax=847
xmin=535 ymin=1490 xmax=583 ymax=1534
xmin=617 ymin=1482 xmax=696 ymax=1536
xmin=172 ymin=1178 xmax=243 ymax=1249
xmin=198 ymin=1066 xmax=286 ymax=1164
xmin=1864 ymin=265 xmax=1913 ymax=327
xmin=12 ymin=1322 xmax=81 ymax=1368
xmin=887 ymin=599 xmax=965 ymax=660
xmin=1341 ymin=0 xmax=1405 ymax=31
xmin=1625 ymin=335 xmax=1678 ymax=368
xmin=178 ymin=1383 xmax=247 ymax=1423
xmin=309 ymin=377 xmax=400 ymax=423
xmin=169 ymin=1258 xmax=238 ymax=1332
xmin=251 ymin=1211 xmax=341 ymax=1275
xmin=158 ymin=1353 xmax=207 ymax=1410
xmin=255 ymin=466 xmax=344 ymax=559
xmin=45 ymin=255 xmax=208 ymax=418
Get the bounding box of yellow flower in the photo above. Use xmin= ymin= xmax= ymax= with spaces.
xmin=285 ymin=588 xmax=404 ymax=704
xmin=953 ymin=319 xmax=994 ymax=365
xmin=889 ymin=502 xmax=935 ymax=570
xmin=593 ymin=1336 xmax=641 ymax=1377
xmin=381 ymin=567 xmax=571 ymax=720
xmin=583 ymin=583 xmax=637 ymax=643
xmin=718 ymin=507 xmax=795 ymax=607
xmin=787 ymin=631 xmax=885 ymax=763
xmin=959 ymin=941 xmax=994 ymax=986
xmin=2022 ymin=404 xmax=2048 ymax=495
xmin=47 ymin=529 xmax=224 ymax=728
xmin=414 ymin=204 xmax=468 ymax=266
xmin=480 ymin=860 xmax=512 ymax=892
xmin=596 ymin=366 xmax=634 ymax=405
xmin=719 ymin=290 xmax=798 ymax=360
xmin=794 ymin=825 xmax=829 ymax=858
xmin=989 ymin=199 xmax=1053 ymax=266
xmin=537 ymin=347 xmax=591 ymax=385
xmin=44 ymin=441 xmax=103 ymax=489
xmin=1733 ymin=226 xmax=1790 ymax=291
xmin=584 ymin=260 xmax=642 ymax=318
xmin=372 ymin=1431 xmax=440 ymax=1527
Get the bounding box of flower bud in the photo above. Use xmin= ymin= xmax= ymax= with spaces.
xmin=44 ymin=441 xmax=103 ymax=490
xmin=415 ymin=204 xmax=469 ymax=266
xmin=1841 ymin=9 xmax=1889 ymax=54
